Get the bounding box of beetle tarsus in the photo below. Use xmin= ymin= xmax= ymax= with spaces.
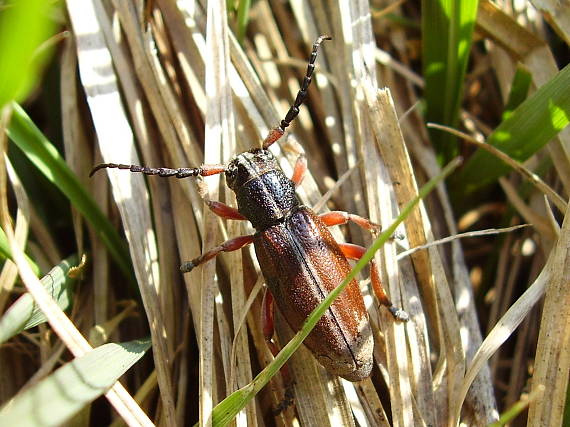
xmin=180 ymin=261 xmax=195 ymax=273
xmin=389 ymin=306 xmax=410 ymax=322
xmin=272 ymin=381 xmax=296 ymax=416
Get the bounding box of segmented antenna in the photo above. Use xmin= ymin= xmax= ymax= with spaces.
xmin=263 ymin=35 xmax=332 ymax=149
xmin=89 ymin=163 xmax=225 ymax=178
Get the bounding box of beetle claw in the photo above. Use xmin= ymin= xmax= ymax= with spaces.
xmin=180 ymin=262 xmax=195 ymax=273
xmin=389 ymin=307 xmax=410 ymax=322
xmin=272 ymin=381 xmax=296 ymax=415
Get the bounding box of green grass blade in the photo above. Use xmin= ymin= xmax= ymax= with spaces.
xmin=0 ymin=229 xmax=10 ymax=260
xmin=0 ymin=227 xmax=40 ymax=275
xmin=236 ymin=0 xmax=251 ymax=43
xmin=0 ymin=0 xmax=56 ymax=107
xmin=502 ymin=65 xmax=532 ymax=120
xmin=452 ymin=62 xmax=570 ymax=193
xmin=7 ymin=103 xmax=135 ymax=285
xmin=209 ymin=157 xmax=462 ymax=427
xmin=0 ymin=338 xmax=151 ymax=427
xmin=422 ymin=0 xmax=479 ymax=162
xmin=488 ymin=386 xmax=543 ymax=427
xmin=0 ymin=254 xmax=79 ymax=344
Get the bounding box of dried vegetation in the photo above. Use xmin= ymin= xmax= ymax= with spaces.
xmin=0 ymin=0 xmax=569 ymax=426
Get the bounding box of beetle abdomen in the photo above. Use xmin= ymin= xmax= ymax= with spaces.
xmin=254 ymin=206 xmax=373 ymax=381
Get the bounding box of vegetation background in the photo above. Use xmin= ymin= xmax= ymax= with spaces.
xmin=0 ymin=0 xmax=568 ymax=426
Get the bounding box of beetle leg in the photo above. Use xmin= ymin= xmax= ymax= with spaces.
xmin=319 ymin=211 xmax=381 ymax=233
xmin=261 ymin=288 xmax=295 ymax=414
xmin=337 ymin=243 xmax=409 ymax=322
xmin=180 ymin=235 xmax=254 ymax=273
xmin=205 ymin=200 xmax=247 ymax=221
xmin=262 ymin=35 xmax=332 ymax=149
xmin=290 ymin=154 xmax=307 ymax=187
xmin=261 ymin=289 xmax=277 ymax=353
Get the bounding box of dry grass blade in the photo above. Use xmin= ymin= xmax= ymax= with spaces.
xmin=365 ymin=88 xmax=444 ymax=426
xmin=5 ymin=0 xmax=569 ymax=425
xmin=451 ymin=200 xmax=569 ymax=426
xmin=0 ymin=158 xmax=30 ymax=313
xmin=361 ymin=89 xmax=416 ymax=427
xmin=397 ymin=224 xmax=530 ymax=259
xmin=499 ymin=178 xmax=558 ymax=244
xmin=527 ymin=205 xmax=570 ymax=425
xmin=528 ymin=0 xmax=570 ymax=45
xmin=200 ymin=1 xmax=240 ymax=425
xmin=66 ymin=0 xmax=174 ymax=424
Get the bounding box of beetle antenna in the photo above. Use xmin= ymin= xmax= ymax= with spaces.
xmin=263 ymin=34 xmax=332 ymax=149
xmin=89 ymin=162 xmax=226 ymax=178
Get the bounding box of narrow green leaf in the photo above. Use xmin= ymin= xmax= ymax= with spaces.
xmin=422 ymin=0 xmax=479 ymax=162
xmin=0 ymin=0 xmax=56 ymax=107
xmin=7 ymin=103 xmax=136 ymax=286
xmin=0 ymin=338 xmax=151 ymax=427
xmin=488 ymin=386 xmax=543 ymax=427
xmin=502 ymin=65 xmax=532 ymax=120
xmin=0 ymin=254 xmax=79 ymax=344
xmin=209 ymin=158 xmax=463 ymax=427
xmin=236 ymin=0 xmax=252 ymax=43
xmin=0 ymin=227 xmax=40 ymax=275
xmin=453 ymin=62 xmax=570 ymax=193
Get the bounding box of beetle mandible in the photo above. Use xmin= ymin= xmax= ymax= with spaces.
xmin=91 ymin=35 xmax=408 ymax=381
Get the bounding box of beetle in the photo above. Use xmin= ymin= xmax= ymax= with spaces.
xmin=91 ymin=35 xmax=408 ymax=382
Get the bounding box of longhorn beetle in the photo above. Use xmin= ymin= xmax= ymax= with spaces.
xmin=91 ymin=35 xmax=408 ymax=382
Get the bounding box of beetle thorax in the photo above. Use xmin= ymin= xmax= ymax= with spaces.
xmin=225 ymin=148 xmax=299 ymax=230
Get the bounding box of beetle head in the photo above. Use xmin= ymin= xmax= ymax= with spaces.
xmin=225 ymin=148 xmax=278 ymax=191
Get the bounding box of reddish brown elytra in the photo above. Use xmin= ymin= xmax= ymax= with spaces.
xmin=91 ymin=35 xmax=408 ymax=382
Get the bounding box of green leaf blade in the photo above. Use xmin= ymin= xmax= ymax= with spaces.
xmin=7 ymin=104 xmax=136 ymax=286
xmin=0 ymin=338 xmax=151 ymax=427
xmin=422 ymin=0 xmax=479 ymax=162
xmin=502 ymin=65 xmax=532 ymax=120
xmin=454 ymin=62 xmax=570 ymax=193
xmin=0 ymin=0 xmax=56 ymax=107
xmin=0 ymin=254 xmax=79 ymax=344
